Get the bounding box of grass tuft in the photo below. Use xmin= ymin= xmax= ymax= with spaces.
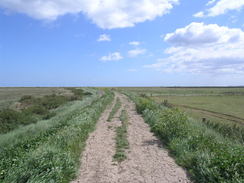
xmin=107 ymin=98 xmax=121 ymax=122
xmin=113 ymin=109 xmax=129 ymax=162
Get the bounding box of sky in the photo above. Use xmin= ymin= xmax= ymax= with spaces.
xmin=1 ymin=0 xmax=244 ymax=87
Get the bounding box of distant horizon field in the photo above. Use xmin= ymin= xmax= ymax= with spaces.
xmin=120 ymin=87 xmax=244 ymax=126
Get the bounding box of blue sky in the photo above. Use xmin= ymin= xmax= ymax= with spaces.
xmin=1 ymin=0 xmax=244 ymax=86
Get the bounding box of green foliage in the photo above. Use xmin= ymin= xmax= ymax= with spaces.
xmin=0 ymin=88 xmax=93 ymax=134
xmin=202 ymin=120 xmax=244 ymax=144
xmin=0 ymin=109 xmax=36 ymax=133
xmin=0 ymin=89 xmax=113 ymax=183
xmin=135 ymin=97 xmax=158 ymax=114
xmin=133 ymin=95 xmax=244 ymax=183
xmin=38 ymin=94 xmax=68 ymax=110
xmin=152 ymin=108 xmax=188 ymax=144
xmin=67 ymin=88 xmax=92 ymax=100
xmin=113 ymin=109 xmax=129 ymax=162
xmin=107 ymin=98 xmax=121 ymax=122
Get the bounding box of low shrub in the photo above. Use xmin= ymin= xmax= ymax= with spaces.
xmin=0 ymin=109 xmax=36 ymax=133
xmin=135 ymin=97 xmax=158 ymax=114
xmin=39 ymin=94 xmax=68 ymax=110
xmin=0 ymin=89 xmax=91 ymax=134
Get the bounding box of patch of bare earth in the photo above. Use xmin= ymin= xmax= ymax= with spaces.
xmin=71 ymin=93 xmax=191 ymax=183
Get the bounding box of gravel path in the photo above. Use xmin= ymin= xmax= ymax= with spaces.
xmin=71 ymin=93 xmax=191 ymax=183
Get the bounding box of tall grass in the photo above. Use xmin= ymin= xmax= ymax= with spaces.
xmin=128 ymin=94 xmax=244 ymax=183
xmin=0 ymin=89 xmax=114 ymax=183
xmin=202 ymin=119 xmax=244 ymax=144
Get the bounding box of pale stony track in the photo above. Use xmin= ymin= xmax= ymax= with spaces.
xmin=71 ymin=93 xmax=191 ymax=183
xmin=118 ymin=94 xmax=191 ymax=183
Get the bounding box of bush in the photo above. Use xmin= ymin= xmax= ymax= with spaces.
xmin=39 ymin=95 xmax=68 ymax=110
xmin=0 ymin=109 xmax=36 ymax=133
xmin=19 ymin=95 xmax=34 ymax=103
xmin=152 ymin=108 xmax=188 ymax=144
xmin=23 ymin=105 xmax=49 ymax=115
xmin=136 ymin=97 xmax=157 ymax=114
xmin=1 ymin=92 xmax=80 ymax=134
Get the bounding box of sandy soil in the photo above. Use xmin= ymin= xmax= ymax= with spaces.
xmin=71 ymin=93 xmax=191 ymax=183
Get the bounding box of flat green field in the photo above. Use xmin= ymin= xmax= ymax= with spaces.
xmin=121 ymin=87 xmax=244 ymax=126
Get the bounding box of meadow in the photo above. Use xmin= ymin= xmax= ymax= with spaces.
xmin=1 ymin=87 xmax=244 ymax=183
xmin=121 ymin=87 xmax=244 ymax=183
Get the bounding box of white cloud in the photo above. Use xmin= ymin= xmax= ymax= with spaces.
xmin=164 ymin=22 xmax=244 ymax=46
xmin=193 ymin=11 xmax=204 ymax=18
xmin=128 ymin=69 xmax=138 ymax=72
xmin=128 ymin=48 xmax=146 ymax=57
xmin=146 ymin=22 xmax=244 ymax=74
xmin=129 ymin=41 xmax=141 ymax=46
xmin=206 ymin=0 xmax=216 ymax=6
xmin=0 ymin=0 xmax=179 ymax=29
xmin=195 ymin=0 xmax=244 ymax=17
xmin=97 ymin=34 xmax=111 ymax=42
xmin=100 ymin=52 xmax=123 ymax=61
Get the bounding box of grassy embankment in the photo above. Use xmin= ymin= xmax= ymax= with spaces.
xmin=113 ymin=109 xmax=129 ymax=162
xmin=0 ymin=88 xmax=114 ymax=183
xmin=125 ymin=92 xmax=244 ymax=183
xmin=107 ymin=97 xmax=121 ymax=122
xmin=121 ymin=87 xmax=244 ymax=144
xmin=0 ymin=88 xmax=91 ymax=134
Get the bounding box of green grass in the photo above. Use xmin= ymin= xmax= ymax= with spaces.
xmin=119 ymin=87 xmax=244 ymax=96
xmin=0 ymin=88 xmax=91 ymax=134
xmin=128 ymin=94 xmax=244 ymax=183
xmin=107 ymin=98 xmax=121 ymax=122
xmin=0 ymin=88 xmax=114 ymax=183
xmin=113 ymin=109 xmax=129 ymax=162
xmin=0 ymin=87 xmax=71 ymax=109
xmin=152 ymin=95 xmax=244 ymax=119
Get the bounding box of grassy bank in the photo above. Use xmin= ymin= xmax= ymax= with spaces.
xmin=0 ymin=88 xmax=91 ymax=134
xmin=0 ymin=89 xmax=114 ymax=183
xmin=128 ymin=93 xmax=244 ymax=183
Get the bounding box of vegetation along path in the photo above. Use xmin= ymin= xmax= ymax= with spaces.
xmin=72 ymin=93 xmax=191 ymax=183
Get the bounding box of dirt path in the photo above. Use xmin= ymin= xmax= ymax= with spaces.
xmin=72 ymin=93 xmax=191 ymax=183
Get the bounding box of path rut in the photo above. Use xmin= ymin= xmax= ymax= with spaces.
xmin=71 ymin=93 xmax=191 ymax=183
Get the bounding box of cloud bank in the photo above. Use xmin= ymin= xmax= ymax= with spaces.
xmin=0 ymin=0 xmax=179 ymax=29
xmin=146 ymin=22 xmax=244 ymax=74
xmin=194 ymin=0 xmax=244 ymax=17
